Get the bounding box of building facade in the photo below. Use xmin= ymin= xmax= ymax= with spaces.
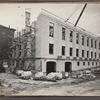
xmin=12 ymin=12 xmax=100 ymax=74
xmin=35 ymin=12 xmax=100 ymax=74
xmin=0 ymin=25 xmax=15 ymax=72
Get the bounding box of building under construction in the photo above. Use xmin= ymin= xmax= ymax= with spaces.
xmin=10 ymin=10 xmax=100 ymax=74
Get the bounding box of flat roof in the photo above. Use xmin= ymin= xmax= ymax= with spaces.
xmin=0 ymin=24 xmax=16 ymax=31
xmin=38 ymin=12 xmax=100 ymax=40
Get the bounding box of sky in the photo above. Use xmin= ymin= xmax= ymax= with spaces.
xmin=0 ymin=3 xmax=100 ymax=37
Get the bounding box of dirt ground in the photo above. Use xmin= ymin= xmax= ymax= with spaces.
xmin=0 ymin=73 xmax=100 ymax=96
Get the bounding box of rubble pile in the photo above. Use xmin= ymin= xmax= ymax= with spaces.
xmin=13 ymin=67 xmax=100 ymax=83
xmin=0 ymin=73 xmax=18 ymax=79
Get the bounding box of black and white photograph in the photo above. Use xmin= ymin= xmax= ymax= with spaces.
xmin=0 ymin=3 xmax=100 ymax=96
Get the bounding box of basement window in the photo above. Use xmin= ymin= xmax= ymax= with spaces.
xmin=49 ymin=22 xmax=54 ymax=37
xmin=83 ymin=62 xmax=85 ymax=66
xmin=77 ymin=62 xmax=80 ymax=66
xmin=49 ymin=43 xmax=54 ymax=54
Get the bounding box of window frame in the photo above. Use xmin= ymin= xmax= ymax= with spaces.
xmin=91 ymin=52 xmax=93 ymax=58
xmin=76 ymin=33 xmax=79 ymax=44
xmin=49 ymin=43 xmax=54 ymax=54
xmin=82 ymin=35 xmax=84 ymax=45
xmin=77 ymin=62 xmax=80 ymax=66
xmin=87 ymin=51 xmax=89 ymax=58
xmin=87 ymin=37 xmax=89 ymax=46
xmin=70 ymin=47 xmax=73 ymax=56
xmin=62 ymin=46 xmax=65 ymax=56
xmin=62 ymin=27 xmax=65 ymax=40
xmin=69 ymin=30 xmax=73 ymax=42
xmin=91 ymin=39 xmax=93 ymax=48
xmin=88 ymin=62 xmax=90 ymax=66
xmin=82 ymin=50 xmax=84 ymax=57
xmin=76 ymin=49 xmax=79 ymax=57
xmin=95 ymin=41 xmax=96 ymax=49
xmin=83 ymin=62 xmax=85 ymax=66
xmin=49 ymin=22 xmax=54 ymax=37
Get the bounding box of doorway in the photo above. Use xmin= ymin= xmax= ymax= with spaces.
xmin=65 ymin=62 xmax=72 ymax=72
xmin=46 ymin=61 xmax=56 ymax=74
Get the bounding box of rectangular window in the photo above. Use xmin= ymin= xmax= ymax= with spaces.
xmin=83 ymin=62 xmax=85 ymax=66
xmin=70 ymin=47 xmax=73 ymax=56
xmin=99 ymin=42 xmax=100 ymax=50
xmin=91 ymin=39 xmax=93 ymax=48
xmin=49 ymin=43 xmax=54 ymax=54
xmin=76 ymin=49 xmax=79 ymax=57
xmin=76 ymin=33 xmax=79 ymax=44
xmin=62 ymin=46 xmax=65 ymax=55
xmin=49 ymin=23 xmax=54 ymax=37
xmin=95 ymin=41 xmax=96 ymax=49
xmin=99 ymin=53 xmax=100 ymax=59
xmin=91 ymin=52 xmax=93 ymax=58
xmin=62 ymin=27 xmax=65 ymax=40
xmin=82 ymin=50 xmax=84 ymax=57
xmin=87 ymin=51 xmax=89 ymax=58
xmin=95 ymin=52 xmax=96 ymax=58
xmin=92 ymin=62 xmax=94 ymax=65
xmin=88 ymin=62 xmax=90 ymax=66
xmin=82 ymin=35 xmax=84 ymax=45
xmin=87 ymin=37 xmax=89 ymax=46
xmin=77 ymin=62 xmax=80 ymax=66
xmin=70 ymin=30 xmax=73 ymax=42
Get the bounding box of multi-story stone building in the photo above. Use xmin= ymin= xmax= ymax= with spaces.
xmin=35 ymin=12 xmax=100 ymax=74
xmin=12 ymin=12 xmax=100 ymax=74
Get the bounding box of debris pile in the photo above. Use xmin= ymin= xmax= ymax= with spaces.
xmin=0 ymin=73 xmax=18 ymax=79
xmin=13 ymin=67 xmax=100 ymax=83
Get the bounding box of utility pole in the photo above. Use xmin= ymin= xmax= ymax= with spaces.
xmin=74 ymin=3 xmax=87 ymax=27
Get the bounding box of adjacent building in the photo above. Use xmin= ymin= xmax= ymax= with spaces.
xmin=0 ymin=25 xmax=15 ymax=72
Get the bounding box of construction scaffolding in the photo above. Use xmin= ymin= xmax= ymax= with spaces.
xmin=10 ymin=24 xmax=36 ymax=71
xmin=8 ymin=9 xmax=37 ymax=72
